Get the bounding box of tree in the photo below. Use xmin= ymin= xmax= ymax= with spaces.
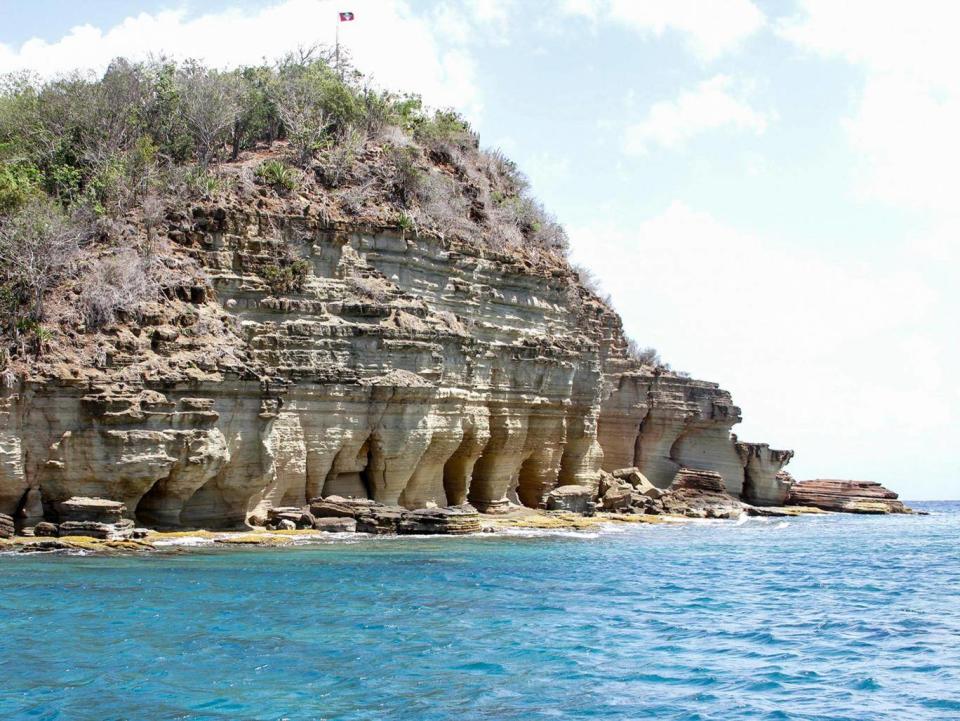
xmin=0 ymin=198 xmax=88 ymax=329
xmin=626 ymin=339 xmax=665 ymax=368
xmin=271 ymin=67 xmax=332 ymax=166
xmin=177 ymin=64 xmax=242 ymax=166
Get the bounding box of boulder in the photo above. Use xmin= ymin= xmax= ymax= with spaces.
xmin=0 ymin=512 xmax=13 ymax=539
xmin=56 ymin=497 xmax=126 ymax=524
xmin=597 ymin=471 xmax=618 ymax=497
xmin=397 ymin=505 xmax=481 ymax=534
xmin=33 ymin=521 xmax=59 ymax=537
xmin=309 ymin=496 xmax=382 ymax=520
xmin=787 ymin=480 xmax=910 ymax=514
xmin=314 ymin=517 xmax=357 ymax=533
xmin=545 ymin=485 xmax=596 ymax=515
xmin=355 ymin=506 xmax=408 ymax=534
xmin=59 ymin=518 xmax=135 ymax=539
xmin=309 ymin=496 xmax=409 ymax=533
xmin=659 ymin=468 xmax=746 ymax=518
xmin=266 ymin=506 xmax=314 ymax=530
xmin=611 ymin=468 xmax=662 ymax=499
xmin=600 ymin=483 xmax=633 ymax=512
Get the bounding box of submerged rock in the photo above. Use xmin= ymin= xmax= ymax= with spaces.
xmin=787 ymin=480 xmax=911 ymax=514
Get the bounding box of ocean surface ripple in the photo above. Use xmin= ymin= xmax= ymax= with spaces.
xmin=1 ymin=502 xmax=958 ymax=720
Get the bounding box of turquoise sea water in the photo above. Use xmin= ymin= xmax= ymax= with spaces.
xmin=1 ymin=502 xmax=958 ymax=721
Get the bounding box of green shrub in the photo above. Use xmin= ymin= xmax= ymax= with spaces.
xmin=255 ymin=160 xmax=298 ymax=193
xmin=0 ymin=161 xmax=41 ymax=213
xmin=46 ymin=163 xmax=83 ymax=203
xmin=186 ymin=167 xmax=223 ymax=198
xmin=396 ymin=211 xmax=415 ymax=236
xmin=415 ymin=109 xmax=475 ymax=150
xmin=387 ymin=145 xmax=421 ymax=205
xmin=261 ymin=257 xmax=310 ymax=294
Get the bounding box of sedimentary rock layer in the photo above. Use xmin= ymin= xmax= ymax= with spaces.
xmin=787 ymin=480 xmax=910 ymax=514
xmin=0 ymin=202 xmax=792 ymax=528
xmin=597 ymin=369 xmax=791 ymax=498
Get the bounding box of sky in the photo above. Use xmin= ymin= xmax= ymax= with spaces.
xmin=0 ymin=0 xmax=957 ymax=499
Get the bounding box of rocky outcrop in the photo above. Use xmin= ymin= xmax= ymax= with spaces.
xmin=397 ymin=505 xmax=481 ymax=534
xmin=658 ymin=468 xmax=747 ymax=519
xmin=0 ymin=512 xmax=13 ymax=539
xmin=545 ymin=485 xmax=596 ymax=515
xmin=308 ymin=495 xmax=480 ymax=534
xmin=596 ymin=371 xmax=791 ymax=502
xmin=787 ymin=480 xmax=911 ymax=514
xmin=265 ymin=506 xmax=315 ymax=530
xmin=314 ymin=517 xmax=357 ymax=533
xmin=0 ymin=170 xmax=795 ymax=529
xmin=737 ymin=443 xmax=795 ymax=505
xmin=57 ymin=497 xmax=125 ymax=524
xmin=22 ymin=496 xmax=150 ymax=539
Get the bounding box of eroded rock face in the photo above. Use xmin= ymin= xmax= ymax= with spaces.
xmin=737 ymin=443 xmax=795 ymax=506
xmin=787 ymin=480 xmax=910 ymax=514
xmin=0 ymin=206 xmax=793 ymax=528
xmin=597 ymin=370 xmax=791 ymax=501
xmin=659 ymin=468 xmax=747 ymax=519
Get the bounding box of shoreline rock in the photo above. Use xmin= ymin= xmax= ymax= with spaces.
xmin=786 ymin=480 xmax=912 ymax=514
xmin=658 ymin=468 xmax=747 ymax=519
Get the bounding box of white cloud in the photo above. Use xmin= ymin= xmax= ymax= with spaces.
xmin=780 ymin=1 xmax=960 ymax=214
xmin=569 ymin=202 xmax=958 ymax=497
xmin=0 ymin=0 xmax=484 ymax=119
xmin=623 ymin=75 xmax=769 ymax=154
xmin=466 ymin=0 xmax=514 ymax=25
xmin=523 ymin=150 xmax=571 ymax=187
xmin=770 ymin=1 xmax=960 ymax=497
xmin=563 ymin=0 xmax=765 ymax=59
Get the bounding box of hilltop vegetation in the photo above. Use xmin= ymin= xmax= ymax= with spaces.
xmin=0 ymin=47 xmax=666 ymax=374
xmin=0 ymin=48 xmax=570 ymax=365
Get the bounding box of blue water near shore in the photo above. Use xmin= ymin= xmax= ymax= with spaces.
xmin=1 ymin=502 xmax=959 ymax=721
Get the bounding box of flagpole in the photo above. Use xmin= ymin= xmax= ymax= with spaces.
xmin=335 ymin=15 xmax=340 ymax=78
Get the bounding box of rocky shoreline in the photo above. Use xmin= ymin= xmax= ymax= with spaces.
xmin=0 ymin=472 xmax=914 ymax=556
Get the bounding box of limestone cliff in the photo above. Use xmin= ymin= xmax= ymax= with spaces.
xmin=1 ymin=72 xmax=806 ymax=536
xmin=0 ymin=181 xmax=793 ymax=528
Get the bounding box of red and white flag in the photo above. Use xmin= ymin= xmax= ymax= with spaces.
xmin=339 ymin=11 xmax=355 ymax=21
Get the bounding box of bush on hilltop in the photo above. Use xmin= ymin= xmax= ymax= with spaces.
xmin=0 ymin=45 xmax=658 ymax=371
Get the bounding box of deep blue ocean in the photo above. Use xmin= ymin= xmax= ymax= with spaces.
xmin=1 ymin=502 xmax=958 ymax=721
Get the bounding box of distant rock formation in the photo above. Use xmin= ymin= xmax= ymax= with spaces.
xmin=787 ymin=480 xmax=911 ymax=514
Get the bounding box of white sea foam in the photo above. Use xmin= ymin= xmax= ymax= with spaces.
xmin=151 ymin=536 xmax=216 ymax=547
